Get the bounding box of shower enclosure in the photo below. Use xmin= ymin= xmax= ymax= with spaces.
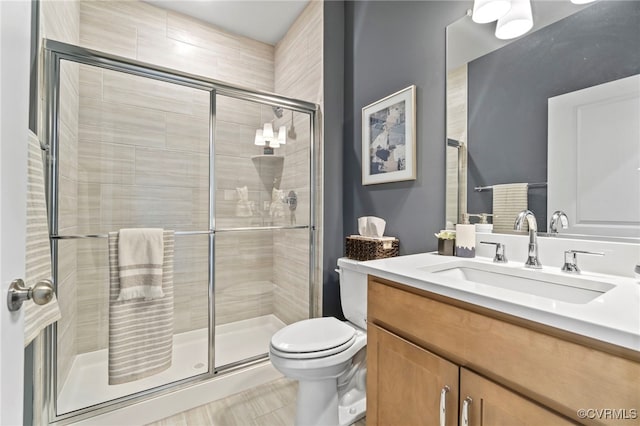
xmin=42 ymin=40 xmax=318 ymax=422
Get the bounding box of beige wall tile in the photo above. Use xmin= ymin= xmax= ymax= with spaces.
xmin=166 ymin=112 xmax=210 ymax=154
xmin=59 ymin=121 xmax=78 ymax=182
xmin=134 ymin=146 xmax=208 ymax=189
xmin=215 ymin=121 xmax=264 ymax=158
xmin=166 ymin=12 xmax=244 ymax=55
xmin=103 ymin=71 xmax=202 ymax=116
xmin=77 ymin=183 xmax=101 ymax=234
xmin=272 ymin=0 xmax=323 ymax=320
xmin=216 ymin=96 xmax=262 ymax=128
xmin=80 ymin=4 xmax=137 ymax=59
xmin=41 ymin=0 xmax=79 ymax=45
xmin=79 ymin=64 xmax=103 ymax=100
xmin=79 ymin=96 xmax=166 ymax=148
xmin=137 ymin=28 xmax=219 ymax=80
xmin=77 ymin=140 xmax=136 ymax=185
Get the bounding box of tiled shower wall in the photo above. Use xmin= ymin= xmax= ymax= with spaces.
xmin=273 ymin=1 xmax=324 ymax=324
xmin=44 ymin=1 xmax=322 ymax=381
xmin=70 ymin=0 xmax=279 ymax=354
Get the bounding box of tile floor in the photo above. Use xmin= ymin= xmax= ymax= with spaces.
xmin=147 ymin=377 xmax=367 ymax=426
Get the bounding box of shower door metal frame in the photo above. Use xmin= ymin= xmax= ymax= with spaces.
xmin=42 ymin=39 xmax=319 ymax=424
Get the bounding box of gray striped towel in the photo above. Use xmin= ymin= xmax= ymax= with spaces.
xmin=117 ymin=228 xmax=165 ymax=301
xmin=108 ymin=230 xmax=174 ymax=385
xmin=24 ymin=131 xmax=61 ymax=346
xmin=492 ymin=183 xmax=529 ymax=233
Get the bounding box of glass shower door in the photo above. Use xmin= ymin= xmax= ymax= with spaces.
xmin=53 ymin=59 xmax=213 ymax=415
xmin=213 ymin=94 xmax=313 ymax=369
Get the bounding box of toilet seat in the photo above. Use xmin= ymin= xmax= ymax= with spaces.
xmin=270 ymin=317 xmax=356 ymax=359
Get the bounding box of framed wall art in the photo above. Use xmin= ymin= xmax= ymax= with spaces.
xmin=362 ymin=85 xmax=416 ymax=185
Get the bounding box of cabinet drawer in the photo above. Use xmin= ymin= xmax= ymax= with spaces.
xmin=368 ymin=277 xmax=640 ymax=425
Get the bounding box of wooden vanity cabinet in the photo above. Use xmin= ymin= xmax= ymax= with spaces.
xmin=367 ymin=276 xmax=640 ymax=426
xmin=368 ymin=324 xmax=459 ymax=425
xmin=459 ymin=368 xmax=575 ymax=425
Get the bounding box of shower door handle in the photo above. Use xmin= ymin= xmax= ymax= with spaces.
xmin=7 ymin=278 xmax=55 ymax=311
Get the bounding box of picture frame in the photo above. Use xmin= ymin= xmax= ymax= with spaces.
xmin=362 ymin=85 xmax=416 ymax=185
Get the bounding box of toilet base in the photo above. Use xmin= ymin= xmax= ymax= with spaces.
xmin=295 ymin=379 xmax=339 ymax=426
xmin=338 ymin=396 xmax=366 ymax=426
xmin=294 ymin=379 xmax=366 ymax=426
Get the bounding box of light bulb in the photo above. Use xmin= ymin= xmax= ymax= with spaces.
xmin=263 ymin=123 xmax=274 ymax=140
xmin=472 ymin=0 xmax=512 ymax=24
xmin=278 ymin=126 xmax=287 ymax=144
xmin=254 ymin=129 xmax=265 ymax=146
xmin=495 ymin=0 xmax=533 ymax=40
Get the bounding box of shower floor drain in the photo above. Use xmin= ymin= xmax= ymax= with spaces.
xmin=194 ymin=362 xmax=205 ymax=369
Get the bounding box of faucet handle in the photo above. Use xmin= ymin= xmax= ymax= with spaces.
xmin=562 ymin=250 xmax=604 ymax=274
xmin=549 ymin=210 xmax=569 ymax=235
xmin=480 ymin=241 xmax=508 ymax=263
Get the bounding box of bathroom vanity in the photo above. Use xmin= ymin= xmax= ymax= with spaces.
xmin=360 ymin=254 xmax=640 ymax=425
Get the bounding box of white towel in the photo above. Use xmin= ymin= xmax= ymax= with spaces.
xmin=270 ymin=188 xmax=285 ymax=218
xmin=108 ymin=230 xmax=174 ymax=385
xmin=492 ymin=183 xmax=529 ymax=233
xmin=24 ymin=131 xmax=61 ymax=347
xmin=117 ymin=228 xmax=165 ymax=301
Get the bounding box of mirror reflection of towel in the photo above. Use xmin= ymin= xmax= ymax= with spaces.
xmin=493 ymin=183 xmax=528 ymax=233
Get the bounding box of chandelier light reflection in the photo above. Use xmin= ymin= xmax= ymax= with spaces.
xmin=254 ymin=123 xmax=287 ymax=148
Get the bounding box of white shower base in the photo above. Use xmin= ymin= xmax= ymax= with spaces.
xmin=58 ymin=314 xmax=285 ymax=416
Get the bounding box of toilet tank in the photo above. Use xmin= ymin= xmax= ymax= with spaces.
xmin=337 ymin=257 xmax=368 ymax=330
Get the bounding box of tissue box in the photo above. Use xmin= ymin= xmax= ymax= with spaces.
xmin=345 ymin=235 xmax=399 ymax=261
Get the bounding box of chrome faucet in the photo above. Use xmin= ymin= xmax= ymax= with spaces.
xmin=514 ymin=210 xmax=542 ymax=269
xmin=549 ymin=210 xmax=569 ymax=235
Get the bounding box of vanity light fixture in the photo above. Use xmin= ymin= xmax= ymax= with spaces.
xmin=495 ymin=0 xmax=534 ymax=39
xmin=254 ymin=122 xmax=287 ymax=148
xmin=472 ymin=0 xmax=512 ymax=23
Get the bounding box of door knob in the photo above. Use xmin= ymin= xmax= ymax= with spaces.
xmin=7 ymin=278 xmax=55 ymax=312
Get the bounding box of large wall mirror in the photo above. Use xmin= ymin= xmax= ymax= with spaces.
xmin=446 ymin=1 xmax=640 ymax=240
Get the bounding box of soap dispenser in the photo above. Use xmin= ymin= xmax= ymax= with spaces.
xmin=455 ymin=213 xmax=476 ymax=258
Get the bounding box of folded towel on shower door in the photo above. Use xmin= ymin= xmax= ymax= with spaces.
xmin=117 ymin=228 xmax=165 ymax=301
xmin=108 ymin=230 xmax=174 ymax=385
xmin=24 ymin=131 xmax=61 ymax=346
xmin=492 ymin=183 xmax=529 ymax=233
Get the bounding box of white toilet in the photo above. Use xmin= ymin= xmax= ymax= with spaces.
xmin=269 ymin=258 xmax=367 ymax=426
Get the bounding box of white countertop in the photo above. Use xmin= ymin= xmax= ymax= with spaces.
xmin=344 ymin=253 xmax=640 ymax=352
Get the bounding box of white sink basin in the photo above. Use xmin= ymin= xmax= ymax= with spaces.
xmin=427 ymin=264 xmax=615 ymax=304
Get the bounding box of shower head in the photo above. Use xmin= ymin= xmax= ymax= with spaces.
xmin=272 ymin=106 xmax=284 ymax=118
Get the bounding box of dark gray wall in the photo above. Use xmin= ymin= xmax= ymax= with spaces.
xmin=467 ymin=1 xmax=640 ymax=231
xmin=323 ymin=1 xmax=345 ymax=318
xmin=343 ymin=1 xmax=468 ymax=255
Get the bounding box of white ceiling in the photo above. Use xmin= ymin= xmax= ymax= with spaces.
xmin=145 ymin=0 xmax=311 ymax=45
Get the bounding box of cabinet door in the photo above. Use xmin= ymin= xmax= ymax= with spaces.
xmin=460 ymin=368 xmax=577 ymax=426
xmin=367 ymin=324 xmax=459 ymax=426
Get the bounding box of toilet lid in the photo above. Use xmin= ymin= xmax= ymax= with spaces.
xmin=271 ymin=317 xmax=356 ymax=354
